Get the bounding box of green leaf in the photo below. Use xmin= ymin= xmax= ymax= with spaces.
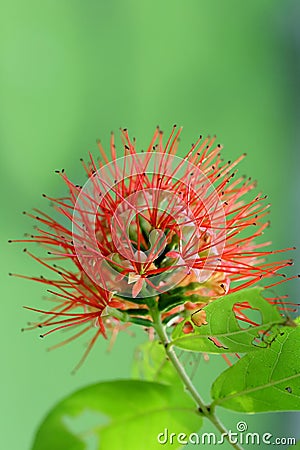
xmin=211 ymin=321 xmax=300 ymax=412
xmin=132 ymin=340 xmax=180 ymax=385
xmin=171 ymin=287 xmax=287 ymax=353
xmin=32 ymin=380 xmax=202 ymax=450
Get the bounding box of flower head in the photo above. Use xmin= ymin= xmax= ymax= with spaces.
xmin=10 ymin=126 xmax=296 ymax=368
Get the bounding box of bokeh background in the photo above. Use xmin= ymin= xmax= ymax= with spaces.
xmin=1 ymin=0 xmax=299 ymax=449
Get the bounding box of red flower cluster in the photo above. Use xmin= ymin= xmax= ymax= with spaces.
xmin=10 ymin=126 xmax=295 ymax=368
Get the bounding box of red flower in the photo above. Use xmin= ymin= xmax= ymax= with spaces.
xmin=10 ymin=126 xmax=296 ymax=369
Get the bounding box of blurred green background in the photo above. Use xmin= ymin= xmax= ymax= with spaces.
xmin=1 ymin=0 xmax=299 ymax=449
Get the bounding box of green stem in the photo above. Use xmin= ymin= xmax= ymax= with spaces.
xmin=149 ymin=304 xmax=243 ymax=450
